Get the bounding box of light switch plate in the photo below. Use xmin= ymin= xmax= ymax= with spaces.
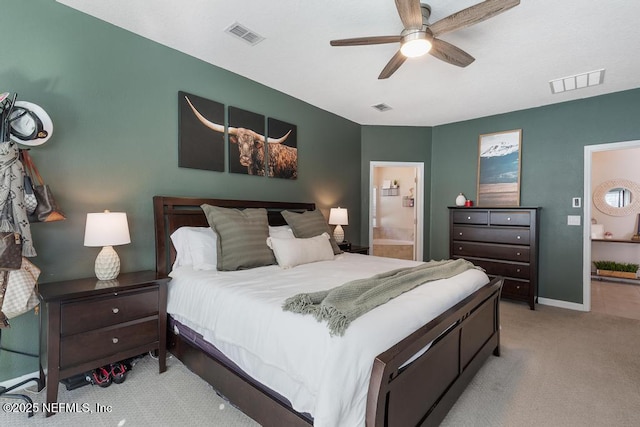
xmin=572 ymin=197 xmax=581 ymax=208
xmin=567 ymin=215 xmax=581 ymax=226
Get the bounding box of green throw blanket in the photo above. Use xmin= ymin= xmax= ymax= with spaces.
xmin=282 ymin=258 xmax=477 ymax=336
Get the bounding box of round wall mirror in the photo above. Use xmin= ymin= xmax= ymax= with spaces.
xmin=594 ymin=179 xmax=640 ymax=216
xmin=605 ymin=187 xmax=632 ymax=208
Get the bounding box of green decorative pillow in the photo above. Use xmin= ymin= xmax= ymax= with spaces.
xmin=282 ymin=209 xmax=342 ymax=255
xmin=201 ymin=204 xmax=276 ymax=271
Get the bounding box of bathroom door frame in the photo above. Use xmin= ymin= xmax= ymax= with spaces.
xmin=369 ymin=161 xmax=424 ymax=261
xmin=583 ymin=138 xmax=640 ymax=312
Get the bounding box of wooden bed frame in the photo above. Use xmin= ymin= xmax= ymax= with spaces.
xmin=153 ymin=195 xmax=503 ymax=427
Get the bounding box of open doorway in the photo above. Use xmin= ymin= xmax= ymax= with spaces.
xmin=583 ymin=139 xmax=640 ymax=316
xmin=369 ymin=161 xmax=424 ymax=261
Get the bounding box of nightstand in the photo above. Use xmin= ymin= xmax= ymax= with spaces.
xmin=38 ymin=271 xmax=169 ymax=416
xmin=338 ymin=241 xmax=370 ymax=255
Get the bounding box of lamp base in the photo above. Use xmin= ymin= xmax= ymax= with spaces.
xmin=95 ymin=246 xmax=121 ymax=281
xmin=333 ymin=225 xmax=345 ymax=243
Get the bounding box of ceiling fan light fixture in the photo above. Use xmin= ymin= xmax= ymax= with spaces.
xmin=400 ymin=32 xmax=432 ymax=58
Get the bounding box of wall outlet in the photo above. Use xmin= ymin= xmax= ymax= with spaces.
xmin=567 ymin=215 xmax=581 ymax=226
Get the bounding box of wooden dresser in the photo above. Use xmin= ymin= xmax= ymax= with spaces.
xmin=449 ymin=207 xmax=540 ymax=309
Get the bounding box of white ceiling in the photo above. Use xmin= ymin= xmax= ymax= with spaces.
xmin=57 ymin=0 xmax=640 ymax=126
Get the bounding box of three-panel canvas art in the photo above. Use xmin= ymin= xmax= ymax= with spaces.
xmin=178 ymin=91 xmax=298 ymax=179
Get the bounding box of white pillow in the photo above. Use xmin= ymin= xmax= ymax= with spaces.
xmin=269 ymin=225 xmax=294 ymax=239
xmin=266 ymin=232 xmax=334 ymax=269
xmin=170 ymin=227 xmax=217 ymax=271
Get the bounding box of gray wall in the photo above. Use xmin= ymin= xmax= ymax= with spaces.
xmin=0 ymin=0 xmax=361 ymax=381
xmin=361 ymin=126 xmax=433 ymax=259
xmin=430 ymin=89 xmax=640 ymax=304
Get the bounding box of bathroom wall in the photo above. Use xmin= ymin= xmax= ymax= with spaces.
xmin=373 ymin=166 xmax=416 ymax=242
xmin=591 ymin=147 xmax=640 ymax=266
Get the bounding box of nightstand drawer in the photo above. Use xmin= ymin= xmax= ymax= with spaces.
xmin=60 ymin=318 xmax=158 ymax=368
xmin=61 ymin=289 xmax=159 ymax=336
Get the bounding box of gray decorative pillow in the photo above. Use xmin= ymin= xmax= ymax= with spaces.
xmin=201 ymin=204 xmax=276 ymax=271
xmin=282 ymin=209 xmax=343 ymax=255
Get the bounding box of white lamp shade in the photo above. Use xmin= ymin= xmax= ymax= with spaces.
xmin=84 ymin=211 xmax=131 ymax=247
xmin=329 ymin=208 xmax=349 ymax=226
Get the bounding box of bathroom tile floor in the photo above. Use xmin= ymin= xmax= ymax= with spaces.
xmin=591 ymin=279 xmax=640 ymax=320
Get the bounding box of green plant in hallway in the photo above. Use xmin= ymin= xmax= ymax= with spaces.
xmin=593 ymin=260 xmax=639 ymax=279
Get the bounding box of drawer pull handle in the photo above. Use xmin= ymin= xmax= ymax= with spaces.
xmin=459 ymin=232 xmax=463 ymax=236
xmin=459 ymin=247 xmax=463 ymax=251
xmin=516 ymin=285 xmax=521 ymax=289
xmin=112 ymin=337 xmax=119 ymax=344
xmin=516 ymin=269 xmax=521 ymax=272
xmin=467 ymin=216 xmax=471 ymax=220
xmin=112 ymin=307 xmax=119 ymax=314
xmin=516 ymin=252 xmax=521 ymax=256
xmin=507 ymin=217 xmax=511 ymax=221
xmin=517 ymin=236 xmax=521 ymax=239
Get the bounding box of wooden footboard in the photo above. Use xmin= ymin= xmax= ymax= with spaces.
xmin=154 ymin=196 xmax=503 ymax=427
xmin=367 ymin=276 xmax=503 ymax=427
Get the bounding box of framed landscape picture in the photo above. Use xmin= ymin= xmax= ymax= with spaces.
xmin=477 ymin=129 xmax=522 ymax=206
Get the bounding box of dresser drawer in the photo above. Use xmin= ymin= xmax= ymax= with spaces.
xmin=502 ymin=279 xmax=531 ymax=297
xmin=61 ymin=289 xmax=159 ymax=336
xmin=490 ymin=211 xmax=531 ymax=226
xmin=452 ymin=210 xmax=488 ymax=225
xmin=453 ymin=226 xmax=530 ymax=245
xmin=60 ymin=318 xmax=158 ymax=369
xmin=470 ymin=259 xmax=530 ymax=279
xmin=452 ymin=241 xmax=530 ymax=262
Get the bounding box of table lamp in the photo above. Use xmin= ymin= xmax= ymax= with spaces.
xmin=84 ymin=211 xmax=131 ymax=280
xmin=329 ymin=207 xmax=348 ymax=243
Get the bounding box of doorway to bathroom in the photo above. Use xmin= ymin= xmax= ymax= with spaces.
xmin=583 ymin=139 xmax=640 ymax=319
xmin=369 ymin=161 xmax=424 ymax=261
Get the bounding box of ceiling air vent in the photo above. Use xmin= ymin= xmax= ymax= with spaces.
xmin=372 ymin=103 xmax=392 ymax=112
xmin=225 ymin=22 xmax=264 ymax=46
xmin=549 ymin=69 xmax=605 ymax=94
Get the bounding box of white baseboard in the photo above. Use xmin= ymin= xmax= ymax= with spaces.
xmin=0 ymin=371 xmax=40 ymax=392
xmin=538 ymin=297 xmax=587 ymax=312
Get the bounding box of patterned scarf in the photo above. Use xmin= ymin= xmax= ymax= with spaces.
xmin=0 ymin=141 xmax=36 ymax=257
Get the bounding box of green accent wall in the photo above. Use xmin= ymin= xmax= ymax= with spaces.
xmin=0 ymin=0 xmax=361 ymax=381
xmin=430 ymin=89 xmax=640 ymax=304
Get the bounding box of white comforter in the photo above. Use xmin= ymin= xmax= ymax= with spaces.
xmin=167 ymin=253 xmax=489 ymax=427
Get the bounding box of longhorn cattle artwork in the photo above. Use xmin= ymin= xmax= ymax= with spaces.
xmin=184 ymin=95 xmax=298 ymax=179
xmin=267 ymin=117 xmax=297 ymax=179
xmin=178 ymin=91 xmax=224 ymax=172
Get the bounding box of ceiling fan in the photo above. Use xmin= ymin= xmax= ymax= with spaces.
xmin=330 ymin=0 xmax=520 ymax=79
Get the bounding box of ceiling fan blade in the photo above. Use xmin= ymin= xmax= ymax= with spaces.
xmin=330 ymin=35 xmax=402 ymax=47
xmin=429 ymin=0 xmax=520 ymax=37
xmin=378 ymin=50 xmax=407 ymax=79
xmin=394 ymin=0 xmax=423 ymax=29
xmin=430 ymin=38 xmax=475 ymax=67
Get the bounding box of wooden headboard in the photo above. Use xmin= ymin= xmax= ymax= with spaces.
xmin=153 ymin=196 xmax=316 ymax=276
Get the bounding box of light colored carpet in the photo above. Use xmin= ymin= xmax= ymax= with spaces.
xmin=5 ymin=301 xmax=640 ymax=426
xmin=441 ymin=301 xmax=640 ymax=427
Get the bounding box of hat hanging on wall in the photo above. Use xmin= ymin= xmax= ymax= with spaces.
xmin=9 ymin=101 xmax=53 ymax=146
